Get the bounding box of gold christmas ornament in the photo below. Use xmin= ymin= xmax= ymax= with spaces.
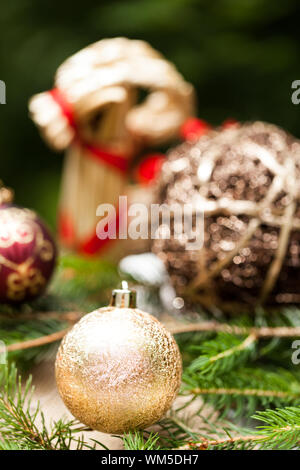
xmin=55 ymin=282 xmax=182 ymax=434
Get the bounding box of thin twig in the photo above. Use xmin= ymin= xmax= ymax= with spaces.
xmin=0 ymin=311 xmax=83 ymax=323
xmin=2 ymin=311 xmax=82 ymax=352
xmin=6 ymin=328 xmax=71 ymax=352
xmin=207 ymin=333 xmax=257 ymax=364
xmin=175 ymin=434 xmax=262 ymax=450
xmin=3 ymin=312 xmax=300 ymax=353
xmin=169 ymin=322 xmax=300 ymax=338
xmin=187 ymin=387 xmax=299 ymax=399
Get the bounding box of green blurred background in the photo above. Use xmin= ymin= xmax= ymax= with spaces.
xmin=0 ymin=0 xmax=300 ymax=229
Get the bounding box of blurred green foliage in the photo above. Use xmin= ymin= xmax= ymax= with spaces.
xmin=0 ymin=0 xmax=300 ymax=228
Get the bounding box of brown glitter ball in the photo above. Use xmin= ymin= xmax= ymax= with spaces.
xmin=152 ymin=121 xmax=300 ymax=312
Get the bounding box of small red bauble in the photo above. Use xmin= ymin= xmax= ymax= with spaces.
xmin=0 ymin=188 xmax=57 ymax=304
xmin=135 ymin=153 xmax=166 ymax=186
xmin=180 ymin=118 xmax=212 ymax=141
xmin=221 ymin=118 xmax=239 ymax=129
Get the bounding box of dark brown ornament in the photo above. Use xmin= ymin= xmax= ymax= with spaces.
xmin=152 ymin=122 xmax=300 ymax=312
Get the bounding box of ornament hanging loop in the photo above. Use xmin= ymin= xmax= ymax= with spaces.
xmin=110 ymin=280 xmax=137 ymax=308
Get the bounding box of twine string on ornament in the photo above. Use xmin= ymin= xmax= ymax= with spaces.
xmin=259 ymin=157 xmax=297 ymax=302
xmin=188 ymin=218 xmax=261 ymax=292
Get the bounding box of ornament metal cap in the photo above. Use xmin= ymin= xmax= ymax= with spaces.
xmin=110 ymin=281 xmax=137 ymax=308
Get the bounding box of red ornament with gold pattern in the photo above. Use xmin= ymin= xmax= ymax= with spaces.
xmin=0 ymin=186 xmax=57 ymax=304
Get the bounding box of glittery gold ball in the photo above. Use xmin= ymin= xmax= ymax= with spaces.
xmin=55 ymin=307 xmax=182 ymax=434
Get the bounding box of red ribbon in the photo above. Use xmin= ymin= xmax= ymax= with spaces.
xmin=79 ymin=207 xmax=121 ymax=255
xmin=49 ymin=88 xmax=128 ymax=173
xmin=50 ymin=88 xmax=129 ymax=254
xmin=49 ymin=88 xmax=78 ymax=131
xmin=135 ymin=153 xmax=166 ymax=186
xmin=180 ymin=117 xmax=212 ymax=141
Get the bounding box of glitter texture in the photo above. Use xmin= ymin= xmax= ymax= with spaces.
xmin=152 ymin=121 xmax=300 ymax=311
xmin=55 ymin=307 xmax=182 ymax=434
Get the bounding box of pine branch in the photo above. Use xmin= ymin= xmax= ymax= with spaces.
xmin=0 ymin=318 xmax=69 ymax=367
xmin=1 ymin=361 xmax=300 ymax=450
xmin=183 ymin=367 xmax=300 ymax=419
xmin=51 ymin=254 xmax=120 ymax=309
xmin=4 ymin=316 xmax=300 ymax=358
xmin=0 ymin=438 xmax=29 ymax=450
xmin=122 ymin=431 xmax=161 ymax=450
xmin=1 ymin=254 xmax=300 ymax=450
xmin=156 ymin=407 xmax=256 ymax=450
xmin=0 ymin=363 xmax=106 ymax=450
xmin=176 ymin=407 xmax=300 ymax=450
xmin=253 ymin=406 xmax=300 ymax=450
xmin=2 ymin=296 xmax=300 ymax=367
xmin=185 ymin=332 xmax=257 ymax=379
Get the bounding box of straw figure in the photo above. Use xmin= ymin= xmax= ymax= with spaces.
xmin=29 ymin=38 xmax=195 ymax=258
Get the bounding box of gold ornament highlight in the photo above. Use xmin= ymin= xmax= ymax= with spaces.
xmin=55 ymin=282 xmax=182 ymax=434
